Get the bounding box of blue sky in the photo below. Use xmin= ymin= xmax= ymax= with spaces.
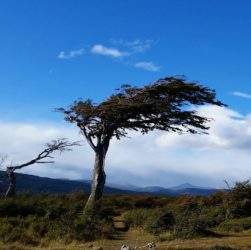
xmin=0 ymin=0 xmax=251 ymax=121
xmin=0 ymin=1 xmax=251 ymax=187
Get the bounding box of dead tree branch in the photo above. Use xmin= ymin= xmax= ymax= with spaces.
xmin=5 ymin=138 xmax=81 ymax=197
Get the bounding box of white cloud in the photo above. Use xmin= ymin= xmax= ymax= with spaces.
xmin=111 ymin=39 xmax=152 ymax=53
xmin=58 ymin=49 xmax=84 ymax=59
xmin=125 ymin=39 xmax=152 ymax=53
xmin=134 ymin=61 xmax=161 ymax=72
xmin=1 ymin=106 xmax=251 ymax=188
xmin=90 ymin=40 xmax=162 ymax=71
xmin=232 ymin=91 xmax=251 ymax=99
xmin=156 ymin=106 xmax=251 ymax=150
xmin=91 ymin=44 xmax=129 ymax=58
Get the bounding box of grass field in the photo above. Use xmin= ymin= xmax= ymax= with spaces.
xmin=1 ymin=229 xmax=251 ymax=250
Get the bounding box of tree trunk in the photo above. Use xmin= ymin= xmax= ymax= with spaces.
xmin=84 ymin=146 xmax=107 ymax=212
xmin=5 ymin=168 xmax=16 ymax=197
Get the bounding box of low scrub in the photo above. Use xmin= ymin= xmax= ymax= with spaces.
xmin=0 ymin=180 xmax=251 ymax=244
xmin=0 ymin=193 xmax=115 ymax=245
xmin=225 ymin=180 xmax=251 ymax=219
xmin=218 ymin=217 xmax=251 ymax=232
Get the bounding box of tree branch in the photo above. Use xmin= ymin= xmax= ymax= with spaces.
xmin=8 ymin=138 xmax=81 ymax=172
xmin=82 ymin=128 xmax=97 ymax=152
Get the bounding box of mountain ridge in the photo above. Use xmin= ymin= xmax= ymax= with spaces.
xmin=0 ymin=171 xmax=219 ymax=196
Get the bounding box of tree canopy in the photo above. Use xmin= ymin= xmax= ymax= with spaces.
xmin=58 ymin=77 xmax=225 ymax=151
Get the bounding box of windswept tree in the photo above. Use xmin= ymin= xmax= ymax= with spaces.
xmin=58 ymin=77 xmax=225 ymax=211
xmin=3 ymin=138 xmax=80 ymax=197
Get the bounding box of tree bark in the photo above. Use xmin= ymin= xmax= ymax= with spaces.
xmin=84 ymin=149 xmax=106 ymax=211
xmin=5 ymin=168 xmax=16 ymax=197
xmin=84 ymin=143 xmax=108 ymax=212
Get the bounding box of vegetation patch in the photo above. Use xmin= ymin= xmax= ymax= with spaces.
xmin=0 ymin=180 xmax=251 ymax=247
xmin=218 ymin=217 xmax=251 ymax=232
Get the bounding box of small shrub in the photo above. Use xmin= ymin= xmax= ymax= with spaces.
xmin=28 ymin=216 xmax=50 ymax=237
xmin=124 ymin=209 xmax=150 ymax=228
xmin=74 ymin=210 xmax=115 ymax=241
xmin=124 ymin=208 xmax=174 ymax=235
xmin=218 ymin=216 xmax=251 ymax=232
xmin=226 ymin=180 xmax=251 ymax=219
xmin=0 ymin=217 xmax=38 ymax=246
xmin=173 ymin=215 xmax=211 ymax=239
xmin=170 ymin=199 xmax=215 ymax=239
xmin=199 ymin=206 xmax=226 ymax=228
xmin=146 ymin=211 xmax=174 ymax=235
xmin=0 ymin=193 xmax=116 ymax=245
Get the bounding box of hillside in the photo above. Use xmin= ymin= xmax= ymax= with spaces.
xmin=0 ymin=171 xmax=132 ymax=195
xmin=0 ymin=171 xmax=218 ymax=196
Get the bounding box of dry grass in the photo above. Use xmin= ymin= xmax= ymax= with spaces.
xmin=1 ymin=230 xmax=251 ymax=250
xmin=157 ymin=233 xmax=251 ymax=249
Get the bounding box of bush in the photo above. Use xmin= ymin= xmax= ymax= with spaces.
xmin=0 ymin=217 xmax=39 ymax=246
xmin=173 ymin=215 xmax=212 ymax=239
xmin=170 ymin=198 xmax=216 ymax=239
xmin=198 ymin=206 xmax=226 ymax=228
xmin=124 ymin=209 xmax=151 ymax=228
xmin=218 ymin=217 xmax=251 ymax=232
xmin=0 ymin=193 xmax=116 ymax=245
xmin=146 ymin=211 xmax=174 ymax=235
xmin=124 ymin=208 xmax=174 ymax=235
xmin=74 ymin=213 xmax=115 ymax=241
xmin=226 ymin=180 xmax=251 ymax=219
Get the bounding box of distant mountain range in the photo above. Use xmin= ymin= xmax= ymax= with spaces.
xmin=107 ymin=182 xmax=219 ymax=196
xmin=0 ymin=171 xmax=132 ymax=195
xmin=0 ymin=171 xmax=220 ymax=196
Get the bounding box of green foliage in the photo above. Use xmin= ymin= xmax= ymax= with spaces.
xmin=218 ymin=217 xmax=251 ymax=232
xmin=0 ymin=217 xmax=39 ymax=245
xmin=74 ymin=211 xmax=115 ymax=241
xmin=59 ymin=77 xmax=225 ymax=141
xmin=124 ymin=194 xmax=228 ymax=239
xmin=147 ymin=211 xmax=174 ymax=235
xmin=1 ymin=180 xmax=251 ymax=245
xmin=124 ymin=208 xmax=174 ymax=235
xmin=0 ymin=193 xmax=115 ymax=245
xmin=171 ymin=198 xmax=212 ymax=239
xmin=173 ymin=214 xmax=213 ymax=239
xmin=226 ymin=180 xmax=251 ymax=219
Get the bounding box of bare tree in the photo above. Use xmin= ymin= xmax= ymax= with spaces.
xmin=4 ymin=138 xmax=80 ymax=197
xmin=58 ymin=76 xmax=225 ymax=211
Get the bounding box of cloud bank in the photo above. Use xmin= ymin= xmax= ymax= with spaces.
xmin=0 ymin=106 xmax=251 ymax=188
